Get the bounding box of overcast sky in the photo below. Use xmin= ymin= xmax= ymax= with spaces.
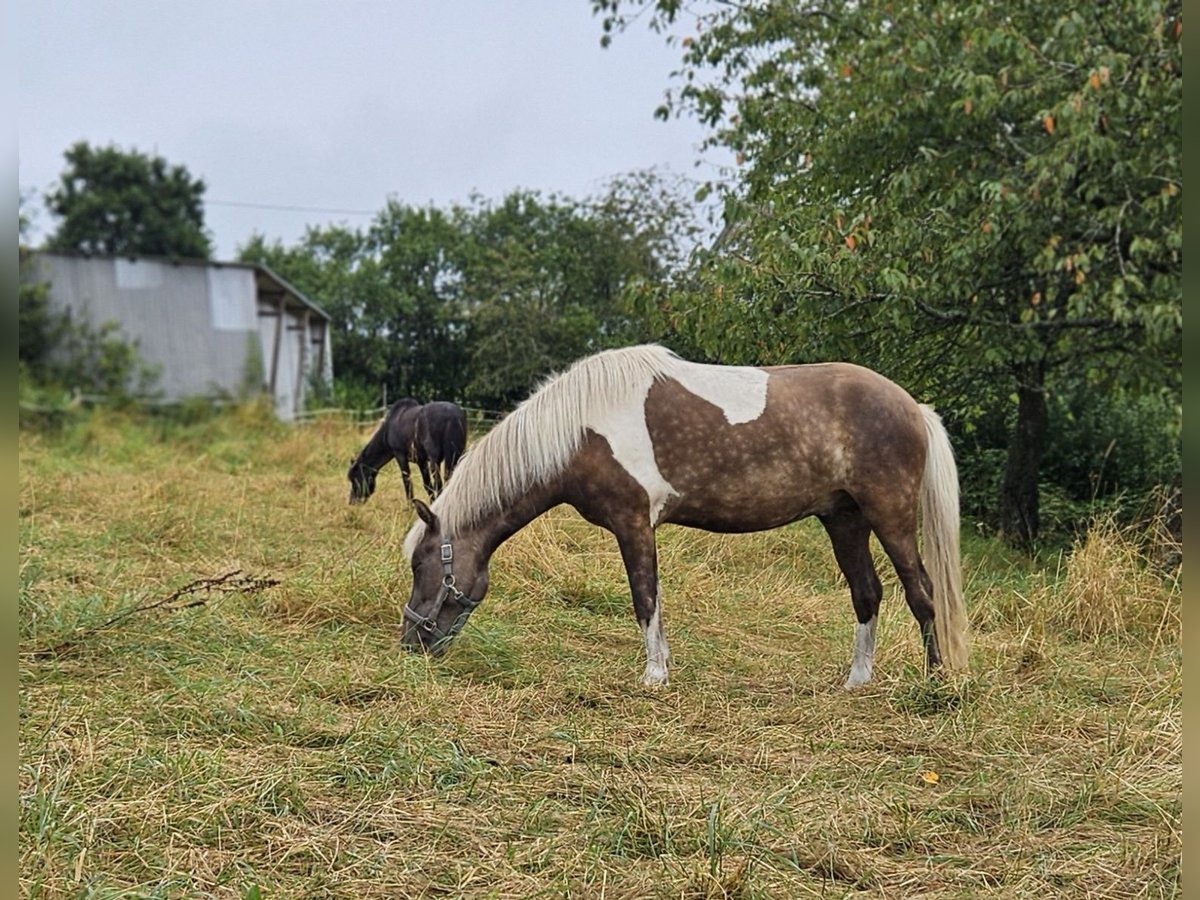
xmin=18 ymin=1 xmax=729 ymax=259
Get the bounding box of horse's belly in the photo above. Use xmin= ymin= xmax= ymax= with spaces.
xmin=660 ymin=485 xmax=846 ymax=533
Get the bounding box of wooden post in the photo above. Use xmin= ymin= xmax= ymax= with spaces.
xmin=298 ymin=310 xmax=311 ymax=414
xmin=269 ymin=296 xmax=285 ymax=396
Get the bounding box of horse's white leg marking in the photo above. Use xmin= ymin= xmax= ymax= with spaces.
xmin=640 ymin=588 xmax=671 ymax=687
xmin=845 ymin=616 xmax=877 ymax=689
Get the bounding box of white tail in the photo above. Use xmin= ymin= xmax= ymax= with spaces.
xmin=919 ymin=405 xmax=969 ymax=670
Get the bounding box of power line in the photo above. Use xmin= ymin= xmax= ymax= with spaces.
xmin=207 ymin=198 xmax=378 ymax=216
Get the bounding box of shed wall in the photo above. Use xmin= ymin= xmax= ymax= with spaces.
xmin=27 ymin=254 xmax=332 ymax=420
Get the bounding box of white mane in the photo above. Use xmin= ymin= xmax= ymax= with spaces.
xmin=403 ymin=344 xmax=682 ymax=559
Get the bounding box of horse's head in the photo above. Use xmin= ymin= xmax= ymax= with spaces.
xmin=401 ymin=500 xmax=490 ymax=654
xmin=347 ymin=457 xmax=378 ymax=504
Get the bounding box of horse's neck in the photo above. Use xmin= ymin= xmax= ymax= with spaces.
xmin=358 ymin=425 xmax=394 ymax=468
xmin=473 ymin=478 xmax=563 ymax=560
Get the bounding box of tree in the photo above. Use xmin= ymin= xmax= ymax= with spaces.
xmin=19 ymin=200 xmax=64 ymax=369
xmin=45 ymin=141 xmax=212 ymax=259
xmin=457 ymin=178 xmax=693 ymax=408
xmin=240 ymin=175 xmax=698 ymax=410
xmin=367 ymin=202 xmax=470 ymax=401
xmin=240 ymin=205 xmax=469 ymax=407
xmin=597 ymin=0 xmax=1182 ymax=546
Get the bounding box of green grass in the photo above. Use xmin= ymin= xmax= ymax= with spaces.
xmin=19 ymin=408 xmax=1181 ymax=898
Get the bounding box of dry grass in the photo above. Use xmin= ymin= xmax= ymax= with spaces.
xmin=1044 ymin=514 xmax=1181 ymax=643
xmin=19 ymin=409 xmax=1182 ymax=898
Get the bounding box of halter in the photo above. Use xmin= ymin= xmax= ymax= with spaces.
xmin=402 ymin=537 xmax=482 ymax=648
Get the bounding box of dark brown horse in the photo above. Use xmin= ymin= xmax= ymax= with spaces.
xmin=347 ymin=398 xmax=422 ymax=503
xmin=413 ymin=401 xmax=468 ymax=500
xmin=400 ymin=345 xmax=968 ymax=688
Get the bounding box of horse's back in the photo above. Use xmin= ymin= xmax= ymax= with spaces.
xmin=417 ymin=402 xmax=468 ymax=455
xmin=762 ymin=362 xmax=925 ymax=446
xmin=420 ymin=401 xmax=466 ymax=433
xmin=644 ymin=360 xmax=928 ymax=530
xmin=657 ymin=358 xmax=924 ymax=451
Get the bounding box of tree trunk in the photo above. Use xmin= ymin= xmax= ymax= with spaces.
xmin=999 ymin=360 xmax=1048 ymax=548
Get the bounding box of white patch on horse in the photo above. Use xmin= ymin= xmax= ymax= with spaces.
xmin=672 ymin=359 xmax=769 ymax=425
xmin=640 ymin=592 xmax=671 ymax=686
xmin=403 ymin=345 xmax=770 ymax=547
xmin=591 ymin=382 xmax=679 ymax=526
xmin=845 ymin=616 xmax=877 ymax=689
xmin=590 ymin=359 xmax=768 ymax=524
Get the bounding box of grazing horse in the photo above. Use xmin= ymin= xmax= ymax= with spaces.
xmin=347 ymin=398 xmax=423 ymax=503
xmin=401 ymin=345 xmax=968 ymax=688
xmin=413 ymin=401 xmax=468 ymax=500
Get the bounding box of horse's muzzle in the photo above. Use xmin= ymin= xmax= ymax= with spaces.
xmin=400 ymin=627 xmax=450 ymax=656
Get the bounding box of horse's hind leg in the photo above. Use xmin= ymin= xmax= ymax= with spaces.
xmin=821 ymin=510 xmax=884 ymax=688
xmin=416 ymin=447 xmax=436 ymax=499
xmin=431 ymin=455 xmax=445 ymax=498
xmin=871 ymin=520 xmax=941 ymax=673
xmin=444 ymin=445 xmax=461 ymax=480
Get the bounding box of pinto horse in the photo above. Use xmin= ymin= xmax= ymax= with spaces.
xmin=401 ymin=345 xmax=968 ymax=688
xmin=413 ymin=401 xmax=468 ymax=500
xmin=347 ymin=398 xmax=423 ymax=503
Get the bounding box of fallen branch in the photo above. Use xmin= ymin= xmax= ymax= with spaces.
xmin=25 ymin=570 xmax=281 ymax=660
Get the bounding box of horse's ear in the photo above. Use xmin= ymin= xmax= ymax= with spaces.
xmin=413 ymin=499 xmax=438 ymax=529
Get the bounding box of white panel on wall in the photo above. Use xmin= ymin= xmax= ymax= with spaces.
xmin=208 ymin=267 xmax=258 ymax=331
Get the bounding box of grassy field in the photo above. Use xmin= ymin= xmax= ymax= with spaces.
xmin=19 ymin=407 xmax=1181 ymax=898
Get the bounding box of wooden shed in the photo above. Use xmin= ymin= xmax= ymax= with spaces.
xmin=25 ymin=251 xmax=334 ymax=420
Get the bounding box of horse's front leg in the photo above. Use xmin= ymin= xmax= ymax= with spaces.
xmin=395 ymin=452 xmax=414 ymax=501
xmin=614 ymin=523 xmax=670 ymax=686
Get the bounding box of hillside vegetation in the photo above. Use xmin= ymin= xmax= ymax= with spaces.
xmin=19 ymin=408 xmax=1181 ymax=898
